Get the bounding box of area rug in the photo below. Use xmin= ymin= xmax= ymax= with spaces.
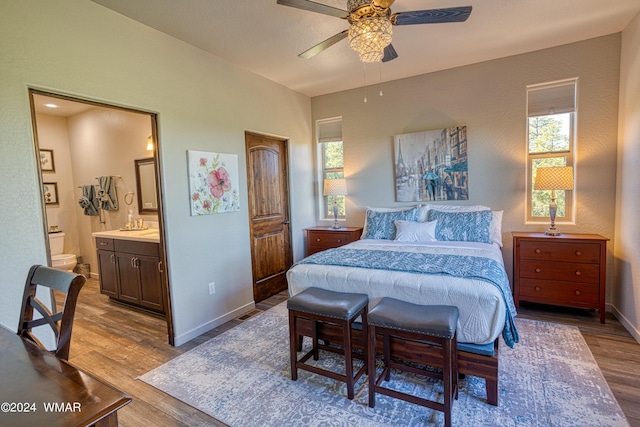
xmin=139 ymin=303 xmax=629 ymax=427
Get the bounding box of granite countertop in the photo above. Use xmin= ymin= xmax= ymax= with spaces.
xmin=92 ymin=228 xmax=160 ymax=243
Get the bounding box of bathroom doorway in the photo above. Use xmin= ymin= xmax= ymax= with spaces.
xmin=28 ymin=89 xmax=174 ymax=345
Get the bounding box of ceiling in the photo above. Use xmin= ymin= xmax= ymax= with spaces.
xmin=86 ymin=1 xmax=639 ymax=97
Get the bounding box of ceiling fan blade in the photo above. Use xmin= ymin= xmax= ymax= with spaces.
xmin=393 ymin=6 xmax=472 ymax=26
xmin=382 ymin=44 xmax=398 ymax=62
xmin=277 ymin=0 xmax=348 ymax=19
xmin=299 ymin=30 xmax=349 ymax=59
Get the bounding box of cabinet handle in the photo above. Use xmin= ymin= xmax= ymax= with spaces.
xmin=535 ymin=248 xmax=541 ymax=254
xmin=575 ymin=251 xmax=582 ymax=256
xmin=535 ymin=268 xmax=541 ymax=273
xmin=535 ymin=286 xmax=541 ymax=292
xmin=575 ymin=271 xmax=582 ymax=276
xmin=100 ymin=242 xmax=109 ymax=246
xmin=575 ymin=290 xmax=581 ymax=296
xmin=110 ymin=254 xmax=115 ymax=263
xmin=158 ymin=261 xmax=164 ymax=273
xmin=131 ymin=257 xmax=135 ymax=268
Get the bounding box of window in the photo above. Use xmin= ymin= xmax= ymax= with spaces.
xmin=526 ymin=80 xmax=577 ymax=222
xmin=317 ymin=118 xmax=345 ymax=220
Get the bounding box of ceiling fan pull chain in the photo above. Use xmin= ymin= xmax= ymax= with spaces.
xmin=363 ymin=63 xmax=368 ymax=103
xmin=379 ymin=63 xmax=383 ymax=97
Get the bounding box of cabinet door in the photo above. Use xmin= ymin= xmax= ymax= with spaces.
xmin=137 ymin=255 xmax=164 ymax=312
xmin=97 ymin=250 xmax=118 ymax=297
xmin=116 ymin=253 xmax=140 ymax=305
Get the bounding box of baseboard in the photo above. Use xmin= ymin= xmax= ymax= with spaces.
xmin=172 ymin=301 xmax=256 ymax=346
xmin=609 ymin=303 xmax=640 ymax=344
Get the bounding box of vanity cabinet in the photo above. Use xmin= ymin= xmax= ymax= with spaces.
xmin=96 ymin=237 xmax=165 ymax=314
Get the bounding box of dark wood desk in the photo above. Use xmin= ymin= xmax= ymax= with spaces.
xmin=0 ymin=326 xmax=131 ymax=427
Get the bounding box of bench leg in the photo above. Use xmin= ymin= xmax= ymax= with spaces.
xmin=368 ymin=324 xmax=377 ymax=408
xmin=289 ymin=311 xmax=298 ymax=381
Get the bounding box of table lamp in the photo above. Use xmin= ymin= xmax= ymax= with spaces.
xmin=534 ymin=166 xmax=574 ymax=236
xmin=323 ymin=178 xmax=347 ymax=229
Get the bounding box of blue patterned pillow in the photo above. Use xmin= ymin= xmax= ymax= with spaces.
xmin=427 ymin=209 xmax=493 ymax=243
xmin=363 ymin=207 xmax=419 ymax=240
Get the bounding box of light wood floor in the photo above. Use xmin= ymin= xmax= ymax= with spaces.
xmin=68 ymin=279 xmax=640 ymax=427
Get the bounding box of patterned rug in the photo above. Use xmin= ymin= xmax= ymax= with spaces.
xmin=139 ymin=303 xmax=629 ymax=426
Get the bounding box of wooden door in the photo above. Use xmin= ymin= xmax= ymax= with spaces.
xmin=245 ymin=132 xmax=292 ymax=302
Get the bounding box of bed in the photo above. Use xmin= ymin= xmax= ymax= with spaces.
xmin=286 ymin=204 xmax=519 ymax=406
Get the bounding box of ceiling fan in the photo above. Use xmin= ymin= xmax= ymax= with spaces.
xmin=277 ymin=0 xmax=472 ymax=63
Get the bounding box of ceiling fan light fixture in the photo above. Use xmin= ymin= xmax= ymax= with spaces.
xmin=348 ymin=16 xmax=392 ymax=63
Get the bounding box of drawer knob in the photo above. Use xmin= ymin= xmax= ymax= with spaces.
xmin=535 ymin=268 xmax=541 ymax=273
xmin=575 ymin=290 xmax=581 ymax=296
xmin=535 ymin=248 xmax=541 ymax=254
xmin=575 ymin=271 xmax=582 ymax=276
xmin=575 ymin=251 xmax=582 ymax=256
xmin=535 ymin=286 xmax=541 ymax=292
xmin=316 ymin=238 xmax=321 ymax=242
xmin=337 ymin=239 xmax=342 ymax=243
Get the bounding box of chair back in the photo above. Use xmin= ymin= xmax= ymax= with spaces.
xmin=18 ymin=265 xmax=86 ymax=360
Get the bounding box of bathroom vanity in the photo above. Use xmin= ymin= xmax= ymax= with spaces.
xmin=93 ymin=229 xmax=165 ymax=315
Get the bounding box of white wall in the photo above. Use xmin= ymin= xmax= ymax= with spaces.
xmin=37 ymin=114 xmax=82 ymax=256
xmin=614 ymin=13 xmax=640 ymax=342
xmin=312 ymin=35 xmax=620 ymax=303
xmin=0 ymin=0 xmax=314 ymax=345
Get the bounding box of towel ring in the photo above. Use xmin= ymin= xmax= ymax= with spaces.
xmin=124 ymin=192 xmax=135 ymax=206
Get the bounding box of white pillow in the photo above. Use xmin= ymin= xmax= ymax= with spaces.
xmin=394 ymin=220 xmax=438 ymax=243
xmin=420 ymin=204 xmax=503 ymax=247
xmin=361 ymin=206 xmax=417 ymax=239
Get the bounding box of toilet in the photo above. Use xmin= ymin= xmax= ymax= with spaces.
xmin=48 ymin=232 xmax=77 ymax=272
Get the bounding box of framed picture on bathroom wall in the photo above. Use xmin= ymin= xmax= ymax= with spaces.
xmin=43 ymin=182 xmax=59 ymax=205
xmin=39 ymin=149 xmax=55 ymax=172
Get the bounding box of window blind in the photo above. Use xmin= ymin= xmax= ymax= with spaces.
xmin=527 ymin=81 xmax=576 ymax=117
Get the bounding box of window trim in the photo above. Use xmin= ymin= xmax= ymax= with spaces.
xmin=316 ymin=117 xmax=345 ymax=222
xmin=525 ymin=79 xmax=577 ymax=224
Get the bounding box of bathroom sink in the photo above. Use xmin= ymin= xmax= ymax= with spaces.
xmin=92 ymin=228 xmax=160 ymax=242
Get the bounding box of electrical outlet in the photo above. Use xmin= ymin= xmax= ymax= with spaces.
xmin=208 ymin=282 xmax=216 ymax=295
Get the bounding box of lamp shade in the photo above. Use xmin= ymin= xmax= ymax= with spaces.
xmin=323 ymin=178 xmax=347 ymax=196
xmin=534 ymin=166 xmax=574 ymax=191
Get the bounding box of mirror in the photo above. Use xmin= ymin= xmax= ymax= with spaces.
xmin=135 ymin=158 xmax=158 ymax=214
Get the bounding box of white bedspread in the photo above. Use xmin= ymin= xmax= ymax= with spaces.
xmin=286 ymin=239 xmax=508 ymax=345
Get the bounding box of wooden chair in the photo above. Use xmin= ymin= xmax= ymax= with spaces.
xmin=18 ymin=265 xmax=86 ymax=361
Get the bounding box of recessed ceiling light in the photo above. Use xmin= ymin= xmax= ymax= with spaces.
xmin=44 ymin=103 xmax=59 ymax=109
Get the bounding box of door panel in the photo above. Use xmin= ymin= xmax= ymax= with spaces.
xmin=116 ymin=254 xmax=139 ymax=304
xmin=245 ymin=132 xmax=292 ymax=302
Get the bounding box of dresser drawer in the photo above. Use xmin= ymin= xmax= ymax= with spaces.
xmin=308 ymin=231 xmax=356 ymax=248
xmin=519 ymin=240 xmax=601 ymax=263
xmin=518 ymin=260 xmax=600 ymax=283
xmin=519 ymin=279 xmax=599 ymax=304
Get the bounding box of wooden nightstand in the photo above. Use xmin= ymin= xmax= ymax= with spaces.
xmin=513 ymin=232 xmax=608 ymax=323
xmin=305 ymin=226 xmax=363 ymax=256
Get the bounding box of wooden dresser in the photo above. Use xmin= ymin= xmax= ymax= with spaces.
xmin=513 ymin=232 xmax=608 ymax=323
xmin=305 ymin=226 xmax=363 ymax=256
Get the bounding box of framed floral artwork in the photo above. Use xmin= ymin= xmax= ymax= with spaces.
xmin=187 ymin=150 xmax=240 ymax=215
xmin=40 ymin=149 xmax=55 ymax=172
xmin=43 ymin=182 xmax=59 ymax=205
